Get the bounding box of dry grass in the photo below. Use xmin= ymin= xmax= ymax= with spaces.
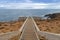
xmin=0 ymin=17 xmax=26 ymax=33
xmin=35 ymin=19 xmax=60 ymax=34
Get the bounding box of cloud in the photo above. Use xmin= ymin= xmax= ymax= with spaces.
xmin=0 ymin=2 xmax=60 ymax=9
xmin=0 ymin=0 xmax=60 ymax=9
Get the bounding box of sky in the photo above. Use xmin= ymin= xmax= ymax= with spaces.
xmin=0 ymin=0 xmax=60 ymax=9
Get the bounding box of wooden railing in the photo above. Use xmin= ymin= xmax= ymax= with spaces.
xmin=32 ymin=17 xmax=60 ymax=40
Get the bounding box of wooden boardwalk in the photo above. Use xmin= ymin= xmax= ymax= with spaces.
xmin=20 ymin=17 xmax=39 ymax=40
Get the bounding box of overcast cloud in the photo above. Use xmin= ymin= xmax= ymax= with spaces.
xmin=0 ymin=0 xmax=60 ymax=9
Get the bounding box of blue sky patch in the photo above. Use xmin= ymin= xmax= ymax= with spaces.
xmin=0 ymin=0 xmax=60 ymax=3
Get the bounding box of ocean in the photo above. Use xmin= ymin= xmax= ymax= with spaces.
xmin=0 ymin=9 xmax=60 ymax=21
